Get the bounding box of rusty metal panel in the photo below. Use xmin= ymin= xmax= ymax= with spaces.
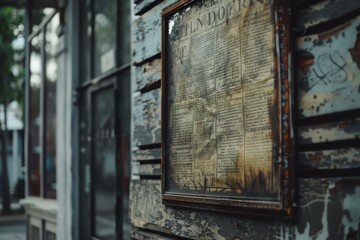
xmin=296 ymin=15 xmax=360 ymax=118
xmin=133 ymin=89 xmax=161 ymax=146
xmin=298 ymin=148 xmax=360 ymax=170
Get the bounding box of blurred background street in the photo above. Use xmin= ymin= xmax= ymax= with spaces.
xmin=0 ymin=205 xmax=25 ymax=240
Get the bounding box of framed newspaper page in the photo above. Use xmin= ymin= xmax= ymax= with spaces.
xmin=162 ymin=0 xmax=294 ymax=217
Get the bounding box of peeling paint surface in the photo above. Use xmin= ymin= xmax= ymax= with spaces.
xmin=298 ymin=118 xmax=360 ymax=144
xmin=135 ymin=0 xmax=164 ymax=15
xmin=298 ymin=148 xmax=360 ymax=169
xmin=295 ymin=0 xmax=360 ymax=30
xmin=133 ymin=0 xmax=178 ymax=63
xmin=130 ymin=180 xmax=281 ymax=240
xmin=133 ymin=58 xmax=161 ymax=91
xmin=133 ymin=148 xmax=161 ymax=161
xmin=294 ymin=178 xmax=360 ymax=240
xmin=342 ymin=186 xmax=360 ymax=238
xmin=130 ymin=179 xmax=360 ymax=239
xmin=130 ymin=0 xmax=360 ymax=239
xmin=296 ymin=16 xmax=360 ymax=118
xmin=133 ymin=89 xmax=161 ymax=146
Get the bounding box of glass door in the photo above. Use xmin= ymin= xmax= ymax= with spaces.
xmin=77 ymin=0 xmax=131 ymax=238
xmin=91 ymin=83 xmax=117 ymax=240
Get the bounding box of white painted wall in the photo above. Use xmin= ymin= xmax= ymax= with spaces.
xmin=56 ymin=9 xmax=73 ymax=240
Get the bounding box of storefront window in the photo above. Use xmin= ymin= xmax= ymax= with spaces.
xmin=29 ymin=34 xmax=42 ymax=197
xmin=27 ymin=11 xmax=59 ymax=199
xmin=80 ymin=0 xmax=131 ymax=83
xmin=44 ymin=13 xmax=59 ymax=199
xmin=94 ymin=0 xmax=117 ymax=76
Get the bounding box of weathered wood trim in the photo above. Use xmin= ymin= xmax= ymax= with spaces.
xmin=133 ymin=58 xmax=161 ymax=92
xmin=298 ymin=148 xmax=360 ymax=170
xmin=132 ymin=0 xmax=178 ymax=64
xmin=296 ymin=15 xmax=360 ymax=118
xmin=133 ymin=163 xmax=161 ymax=176
xmin=131 ymin=228 xmax=178 ymax=240
xmin=294 ymin=177 xmax=360 ymax=239
xmin=130 ymin=0 xmax=360 ymax=239
xmin=130 ymin=178 xmax=360 ymax=239
xmin=292 ymin=0 xmax=323 ymax=8
xmin=298 ymin=118 xmax=360 ymax=144
xmin=294 ymin=0 xmax=360 ymax=35
xmin=135 ymin=0 xmax=164 ymax=16
xmin=133 ymin=148 xmax=161 ymax=161
xmin=133 ymin=89 xmax=161 ymax=146
xmin=130 ymin=179 xmax=280 ymax=239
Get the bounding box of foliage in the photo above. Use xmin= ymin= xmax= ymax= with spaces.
xmin=0 ymin=6 xmax=24 ymax=215
xmin=0 ymin=7 xmax=24 ymax=106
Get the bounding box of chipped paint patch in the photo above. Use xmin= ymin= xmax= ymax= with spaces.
xmin=299 ymin=119 xmax=360 ymax=144
xmin=342 ymin=186 xmax=360 ymax=237
xmin=298 ymin=148 xmax=360 ymax=169
xmin=296 ymin=16 xmax=360 ymax=118
xmin=295 ymin=222 xmax=311 ymax=240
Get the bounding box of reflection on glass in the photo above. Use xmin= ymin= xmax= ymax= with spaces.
xmin=93 ymin=87 xmax=116 ymax=240
xmin=118 ymin=1 xmax=131 ymax=65
xmin=29 ymin=33 xmax=42 ymax=196
xmin=32 ymin=8 xmax=55 ymax=33
xmin=94 ymin=0 xmax=116 ymax=76
xmin=44 ymin=13 xmax=59 ymax=199
xmin=119 ymin=70 xmax=131 ymax=239
xmin=80 ymin=0 xmax=91 ymax=83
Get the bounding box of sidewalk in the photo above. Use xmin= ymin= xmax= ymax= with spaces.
xmin=0 ymin=203 xmax=26 ymax=240
xmin=0 ymin=214 xmax=25 ymax=240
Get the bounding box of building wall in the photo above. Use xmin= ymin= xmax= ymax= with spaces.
xmin=130 ymin=0 xmax=360 ymax=239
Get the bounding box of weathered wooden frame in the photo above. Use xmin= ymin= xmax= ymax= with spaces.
xmin=161 ymin=0 xmax=294 ymax=217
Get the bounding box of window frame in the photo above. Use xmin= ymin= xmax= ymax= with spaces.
xmin=78 ymin=0 xmax=131 ymax=88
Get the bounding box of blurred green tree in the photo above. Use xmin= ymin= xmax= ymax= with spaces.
xmin=0 ymin=7 xmax=24 ymax=215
